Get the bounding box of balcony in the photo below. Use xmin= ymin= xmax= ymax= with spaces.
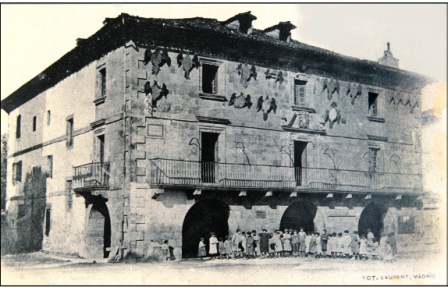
xmin=73 ymin=162 xmax=110 ymax=192
xmin=149 ymin=158 xmax=422 ymax=195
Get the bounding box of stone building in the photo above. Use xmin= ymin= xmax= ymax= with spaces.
xmin=1 ymin=12 xmax=430 ymax=259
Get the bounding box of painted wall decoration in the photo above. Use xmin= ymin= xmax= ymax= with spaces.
xmin=275 ymin=71 xmax=284 ymax=84
xmin=346 ymin=83 xmax=363 ymax=105
xmin=236 ymin=63 xmax=257 ymax=88
xmin=322 ymin=78 xmax=340 ymax=100
xmin=145 ymin=80 xmax=170 ymax=116
xmin=228 ymin=92 xmax=252 ymax=109
xmin=256 ymin=95 xmax=277 ymax=121
xmin=144 ymin=48 xmax=172 ymax=75
xmin=323 ymin=102 xmax=341 ymax=129
xmin=264 ymin=69 xmax=276 ymax=80
xmin=389 ymin=93 xmax=419 ymax=113
xmin=177 ymin=53 xmax=200 ymax=79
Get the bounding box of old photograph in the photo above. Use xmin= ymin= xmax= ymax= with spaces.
xmin=1 ymin=3 xmax=447 ymax=285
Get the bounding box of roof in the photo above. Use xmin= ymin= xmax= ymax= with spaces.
xmin=1 ymin=13 xmax=431 ymax=113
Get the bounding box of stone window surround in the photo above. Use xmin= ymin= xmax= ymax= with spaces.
xmin=198 ymin=58 xmax=226 ymax=102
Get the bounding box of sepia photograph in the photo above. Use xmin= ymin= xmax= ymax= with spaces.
xmin=1 ymin=2 xmax=447 ymax=285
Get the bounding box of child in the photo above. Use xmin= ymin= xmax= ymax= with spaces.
xmin=371 ymin=238 xmax=379 ymax=260
xmin=259 ymin=229 xmax=269 ymax=258
xmin=282 ymin=229 xmax=292 ymax=257
xmin=315 ymin=232 xmax=322 ymax=258
xmin=327 ymin=233 xmax=333 ymax=258
xmin=252 ymin=230 xmax=260 ymax=258
xmin=161 ymin=240 xmax=170 ymax=261
xmin=308 ymin=233 xmax=317 ymax=258
xmin=198 ymin=238 xmax=206 ymax=259
xmin=291 ymin=230 xmax=299 ymax=257
xmin=342 ymin=230 xmax=352 ymax=259
xmin=305 ymin=232 xmax=312 ymax=257
xmin=351 ymin=231 xmax=360 ymax=260
xmin=209 ymin=233 xmax=219 ymax=259
xmin=269 ymin=233 xmax=276 ymax=258
xmin=241 ymin=231 xmax=247 ymax=257
xmin=246 ymin=232 xmax=255 ymax=259
xmin=359 ymin=235 xmax=367 ymax=260
xmin=232 ymin=229 xmax=242 ymax=258
xmin=275 ymin=231 xmax=283 ymax=258
xmin=224 ymin=235 xmax=233 ymax=259
xmin=388 ymin=232 xmax=397 ymax=256
xmin=320 ymin=230 xmax=329 ymax=258
xmin=335 ymin=233 xmax=343 ymax=258
xmin=218 ymin=237 xmax=226 ymax=259
xmin=298 ymin=228 xmax=306 ymax=257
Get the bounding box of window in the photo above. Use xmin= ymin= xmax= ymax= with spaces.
xmin=66 ymin=116 xmax=74 ymax=147
xmin=98 ymin=135 xmax=105 ymax=164
xmin=32 ymin=116 xmax=37 ymax=132
xmin=368 ymin=147 xmax=379 ymax=173
xmin=294 ymin=79 xmax=307 ymax=106
xmin=202 ymin=63 xmax=219 ymax=94
xmin=47 ymin=110 xmax=51 ymax=126
xmin=66 ymin=180 xmax=73 ymax=210
xmin=12 ymin=161 xmax=22 ymax=185
xmin=47 ymin=155 xmax=53 ymax=178
xmin=45 ymin=208 xmax=51 ymax=236
xmin=294 ymin=141 xmax=308 ymax=186
xmin=16 ymin=115 xmax=21 ymax=139
xmin=397 ymin=216 xmax=415 ymax=234
xmin=99 ymin=68 xmax=106 ymax=97
xmin=368 ymin=92 xmax=379 ymax=116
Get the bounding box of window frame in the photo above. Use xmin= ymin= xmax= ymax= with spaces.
xmin=66 ymin=115 xmax=74 ymax=148
xmin=66 ymin=179 xmax=73 ymax=211
xmin=32 ymin=116 xmax=37 ymax=132
xmin=201 ymin=63 xmax=219 ymax=94
xmin=294 ymin=79 xmax=307 ymax=106
xmin=99 ymin=68 xmax=106 ymax=98
xmin=47 ymin=155 xmax=53 ymax=178
xmin=16 ymin=115 xmax=21 ymax=139
xmin=368 ymin=92 xmax=379 ymax=117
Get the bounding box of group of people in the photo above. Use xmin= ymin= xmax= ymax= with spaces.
xmin=198 ymin=228 xmax=397 ymax=261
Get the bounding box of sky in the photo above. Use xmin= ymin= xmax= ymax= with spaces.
xmin=1 ymin=4 xmax=447 ymax=135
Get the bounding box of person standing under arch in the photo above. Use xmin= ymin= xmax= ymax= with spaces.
xmin=209 ymin=233 xmax=218 ymax=259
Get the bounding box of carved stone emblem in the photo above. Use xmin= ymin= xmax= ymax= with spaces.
xmin=229 ymin=92 xmax=252 ymax=109
xmin=297 ymin=111 xmax=310 ymax=129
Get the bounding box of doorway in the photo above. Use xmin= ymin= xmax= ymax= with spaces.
xmin=181 ymin=199 xmax=230 ymax=258
xmin=294 ymin=141 xmax=307 ymax=186
xmin=86 ymin=200 xmax=111 ymax=258
xmin=201 ymin=132 xmax=219 ymax=183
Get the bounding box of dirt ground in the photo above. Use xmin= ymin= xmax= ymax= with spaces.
xmin=1 ymin=250 xmax=446 ymax=285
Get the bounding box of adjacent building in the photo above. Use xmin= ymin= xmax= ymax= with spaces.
xmin=1 ymin=12 xmax=431 ymax=259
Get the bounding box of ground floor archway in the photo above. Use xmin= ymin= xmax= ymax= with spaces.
xmin=280 ymin=201 xmax=323 ymax=233
xmin=358 ymin=203 xmax=388 ymax=240
xmin=86 ymin=199 xmax=111 ymax=258
xmin=182 ymin=199 xmax=230 ymax=258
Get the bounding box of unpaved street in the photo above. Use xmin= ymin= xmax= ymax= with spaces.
xmin=1 ymin=251 xmax=445 ymax=285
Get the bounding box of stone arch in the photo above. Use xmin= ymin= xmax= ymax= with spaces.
xmin=279 ymin=200 xmax=325 ymax=233
xmin=85 ymin=198 xmax=111 ymax=259
xmin=181 ymin=198 xmax=230 ymax=258
xmin=358 ymin=202 xmax=388 ymax=240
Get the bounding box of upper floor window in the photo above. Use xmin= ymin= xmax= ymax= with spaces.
xmin=47 ymin=110 xmax=51 ymax=126
xmin=368 ymin=147 xmax=379 ymax=173
xmin=99 ymin=68 xmax=106 ymax=97
xmin=12 ymin=161 xmax=22 ymax=185
xmin=66 ymin=116 xmax=74 ymax=148
xmin=202 ymin=63 xmax=219 ymax=94
xmin=16 ymin=115 xmax=21 ymax=139
xmin=66 ymin=180 xmax=73 ymax=211
xmin=47 ymin=155 xmax=53 ymax=178
xmin=368 ymin=92 xmax=379 ymax=117
xmin=32 ymin=116 xmax=37 ymax=132
xmin=294 ymin=79 xmax=307 ymax=106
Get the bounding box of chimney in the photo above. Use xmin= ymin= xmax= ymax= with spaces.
xmin=378 ymin=42 xmax=399 ymax=68
xmin=222 ymin=11 xmax=257 ymax=35
xmin=263 ymin=21 xmax=296 ymax=42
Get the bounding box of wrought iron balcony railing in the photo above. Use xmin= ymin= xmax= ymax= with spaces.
xmin=73 ymin=162 xmax=110 ymax=191
xmin=149 ymin=158 xmax=422 ymax=194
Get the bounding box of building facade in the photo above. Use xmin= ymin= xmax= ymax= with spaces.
xmin=2 ymin=12 xmax=430 ymax=259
